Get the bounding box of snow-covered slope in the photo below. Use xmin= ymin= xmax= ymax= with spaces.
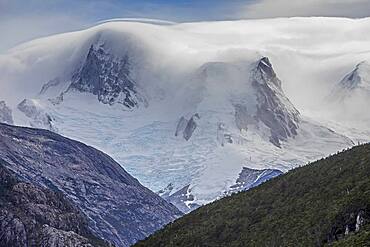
xmin=335 ymin=61 xmax=370 ymax=93
xmin=0 ymin=17 xmax=369 ymax=212
xmin=328 ymin=61 xmax=370 ymax=118
xmin=317 ymin=60 xmax=370 ymax=142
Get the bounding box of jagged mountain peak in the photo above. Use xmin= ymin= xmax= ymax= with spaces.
xmin=69 ymin=43 xmax=146 ymax=108
xmin=339 ymin=61 xmax=370 ymax=91
xmin=38 ymin=42 xmax=148 ymax=109
xmin=328 ymin=61 xmax=370 ymax=107
xmin=177 ymin=57 xmax=300 ymax=147
xmin=236 ymin=57 xmax=300 ymax=147
xmin=254 ymin=57 xmax=282 ymax=89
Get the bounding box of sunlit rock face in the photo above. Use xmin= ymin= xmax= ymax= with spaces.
xmin=251 ymin=57 xmax=300 ymax=147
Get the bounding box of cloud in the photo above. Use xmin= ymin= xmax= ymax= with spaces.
xmin=242 ymin=0 xmax=370 ymax=18
xmin=0 ymin=0 xmax=248 ymax=52
xmin=1 ymin=0 xmax=369 ymax=53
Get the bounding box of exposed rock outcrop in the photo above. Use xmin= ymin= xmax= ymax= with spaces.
xmin=252 ymin=57 xmax=300 ymax=147
xmin=68 ymin=44 xmax=147 ymax=108
xmin=227 ymin=167 xmax=283 ymax=195
xmin=37 ymin=44 xmax=148 ymax=109
xmin=0 ymin=163 xmax=110 ymax=247
xmin=159 ymin=184 xmax=200 ymax=214
xmin=175 ymin=114 xmax=200 ymax=141
xmin=235 ymin=57 xmax=300 ymax=147
xmin=175 ymin=117 xmax=188 ymax=137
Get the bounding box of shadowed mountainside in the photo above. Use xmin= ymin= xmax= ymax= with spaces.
xmin=0 ymin=123 xmax=181 ymax=246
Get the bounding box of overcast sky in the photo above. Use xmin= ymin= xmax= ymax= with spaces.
xmin=1 ymin=0 xmax=370 ymax=52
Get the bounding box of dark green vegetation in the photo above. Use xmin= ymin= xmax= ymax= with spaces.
xmin=329 ymin=228 xmax=370 ymax=247
xmin=136 ymin=143 xmax=370 ymax=247
xmin=0 ymin=161 xmax=111 ymax=247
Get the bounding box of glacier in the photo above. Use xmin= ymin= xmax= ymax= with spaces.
xmin=0 ymin=17 xmax=369 ymax=211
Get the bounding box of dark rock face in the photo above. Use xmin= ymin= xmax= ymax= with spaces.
xmin=68 ymin=44 xmax=147 ymax=108
xmin=0 ymin=123 xmax=181 ymax=246
xmin=175 ymin=114 xmax=200 ymax=141
xmin=159 ymin=184 xmax=200 ymax=214
xmin=159 ymin=167 xmax=282 ymax=214
xmin=0 ymin=163 xmax=110 ymax=247
xmin=175 ymin=117 xmax=187 ymax=137
xmin=250 ymin=57 xmax=300 ymax=147
xmin=228 ymin=167 xmax=283 ymax=194
xmin=0 ymin=101 xmax=13 ymax=125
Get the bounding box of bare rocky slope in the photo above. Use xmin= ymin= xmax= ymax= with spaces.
xmin=0 ymin=162 xmax=111 ymax=247
xmin=0 ymin=123 xmax=181 ymax=247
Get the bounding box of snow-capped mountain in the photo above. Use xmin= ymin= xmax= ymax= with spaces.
xmin=320 ymin=60 xmax=370 ymax=141
xmin=41 ymin=43 xmax=147 ymax=108
xmin=330 ymin=61 xmax=370 ymax=102
xmin=239 ymin=57 xmax=300 ymax=147
xmin=0 ymin=17 xmax=369 ymax=212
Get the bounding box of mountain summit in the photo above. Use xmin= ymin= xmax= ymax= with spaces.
xmin=0 ymin=19 xmax=362 ymax=211
xmin=248 ymin=57 xmax=300 ymax=147
xmin=331 ymin=61 xmax=370 ymax=101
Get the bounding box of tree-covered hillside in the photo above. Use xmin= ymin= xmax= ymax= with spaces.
xmin=136 ymin=143 xmax=370 ymax=247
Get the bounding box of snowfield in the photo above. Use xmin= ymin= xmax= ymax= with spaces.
xmin=0 ymin=17 xmax=369 ymax=210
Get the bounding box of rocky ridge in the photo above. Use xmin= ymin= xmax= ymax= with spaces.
xmin=0 ymin=123 xmax=181 ymax=246
xmin=0 ymin=162 xmax=110 ymax=247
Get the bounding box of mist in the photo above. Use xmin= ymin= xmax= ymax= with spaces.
xmin=1 ymin=17 xmax=370 ymax=130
